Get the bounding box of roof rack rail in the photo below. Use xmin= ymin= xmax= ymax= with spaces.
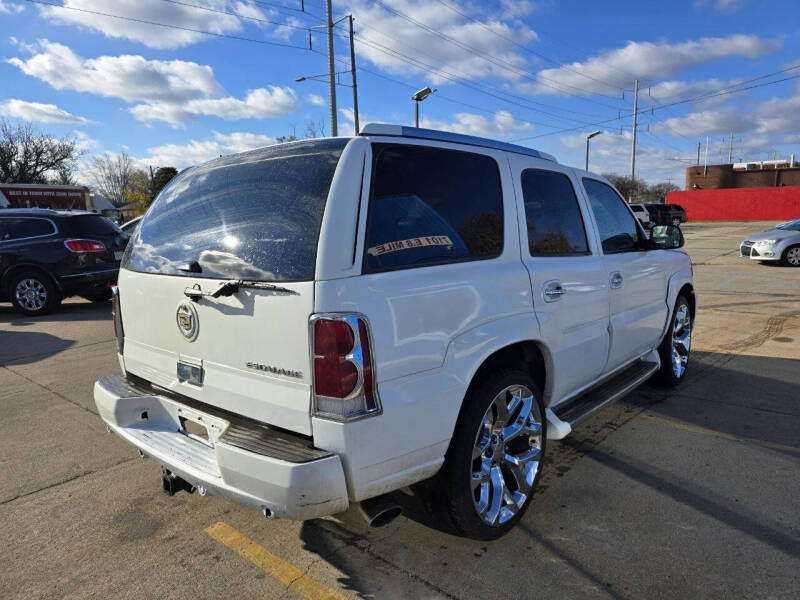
xmin=359 ymin=123 xmax=556 ymax=163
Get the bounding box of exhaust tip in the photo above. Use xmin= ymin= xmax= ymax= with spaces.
xmin=358 ymin=495 xmax=403 ymax=528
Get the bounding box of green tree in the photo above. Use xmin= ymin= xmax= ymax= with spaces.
xmin=151 ymin=166 xmax=178 ymax=201
xmin=122 ymin=169 xmax=152 ymax=216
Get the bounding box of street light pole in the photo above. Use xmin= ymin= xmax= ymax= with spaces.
xmin=585 ymin=130 xmax=602 ymax=171
xmin=411 ymin=87 xmax=435 ymax=127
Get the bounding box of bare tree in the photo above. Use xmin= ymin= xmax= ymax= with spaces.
xmin=89 ymin=152 xmax=136 ymax=205
xmin=0 ymin=120 xmax=81 ymax=184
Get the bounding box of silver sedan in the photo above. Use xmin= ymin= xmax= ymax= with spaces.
xmin=740 ymin=218 xmax=800 ymax=266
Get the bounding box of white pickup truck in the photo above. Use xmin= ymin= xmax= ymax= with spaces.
xmin=95 ymin=125 xmax=695 ymax=539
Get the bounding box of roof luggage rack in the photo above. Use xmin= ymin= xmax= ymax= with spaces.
xmin=359 ymin=123 xmax=557 ymax=163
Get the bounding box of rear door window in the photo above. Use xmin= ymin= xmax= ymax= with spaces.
xmin=364 ymin=144 xmax=503 ymax=271
xmin=521 ymin=169 xmax=589 ymax=256
xmin=0 ymin=217 xmax=56 ymax=241
xmin=125 ymin=138 xmax=348 ymax=281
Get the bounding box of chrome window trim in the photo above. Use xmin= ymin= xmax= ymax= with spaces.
xmin=0 ymin=217 xmax=59 ymax=243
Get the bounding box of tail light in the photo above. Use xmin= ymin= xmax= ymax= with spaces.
xmin=110 ymin=285 xmax=124 ymax=355
xmin=65 ymin=239 xmax=106 ymax=252
xmin=311 ymin=314 xmax=381 ymax=421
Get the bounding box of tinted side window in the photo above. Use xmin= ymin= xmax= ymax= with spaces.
xmin=583 ymin=179 xmax=641 ymax=254
xmin=521 ymin=169 xmax=589 ymax=256
xmin=0 ymin=218 xmax=56 ymax=241
xmin=365 ymin=144 xmax=503 ymax=271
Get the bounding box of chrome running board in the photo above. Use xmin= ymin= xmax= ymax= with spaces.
xmin=551 ymin=359 xmax=660 ymax=435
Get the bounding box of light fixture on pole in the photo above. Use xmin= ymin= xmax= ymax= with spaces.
xmin=412 ymin=87 xmax=436 ymax=127
xmin=585 ymin=130 xmax=603 ymax=171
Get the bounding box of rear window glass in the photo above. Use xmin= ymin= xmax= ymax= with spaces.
xmin=0 ymin=217 xmax=56 ymax=241
xmin=365 ymin=144 xmax=503 ymax=271
xmin=70 ymin=215 xmax=121 ymax=236
xmin=124 ymin=138 xmax=348 ymax=281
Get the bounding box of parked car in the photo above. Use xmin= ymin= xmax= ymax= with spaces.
xmin=645 ymin=203 xmax=686 ymax=227
xmin=93 ymin=125 xmax=694 ymax=540
xmin=0 ymin=209 xmax=128 ymax=315
xmin=629 ymin=203 xmax=651 ymax=227
xmin=665 ymin=204 xmax=687 ymax=226
xmin=740 ymin=218 xmax=800 ymax=266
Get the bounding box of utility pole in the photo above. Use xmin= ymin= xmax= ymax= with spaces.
xmin=325 ymin=0 xmax=337 ymax=136
xmin=348 ymin=15 xmax=359 ymax=134
xmin=630 ymin=79 xmax=639 ymax=191
xmin=696 ymin=141 xmax=701 ymax=167
xmin=703 ymin=135 xmax=709 ymax=177
xmin=728 ymin=132 xmax=734 ymax=164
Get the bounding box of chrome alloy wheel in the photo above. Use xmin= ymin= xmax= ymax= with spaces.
xmin=672 ymin=304 xmax=692 ymax=378
xmin=15 ymin=278 xmax=48 ymax=312
xmin=786 ymin=247 xmax=800 ymax=266
xmin=471 ymin=385 xmax=542 ymax=526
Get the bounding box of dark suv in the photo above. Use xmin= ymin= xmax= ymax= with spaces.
xmin=0 ymin=209 xmax=128 ymax=315
xmin=646 ymin=203 xmax=687 ymax=227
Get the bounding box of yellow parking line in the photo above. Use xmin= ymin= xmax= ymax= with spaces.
xmin=603 ymin=409 xmax=800 ymax=455
xmin=206 ymin=522 xmax=347 ymax=600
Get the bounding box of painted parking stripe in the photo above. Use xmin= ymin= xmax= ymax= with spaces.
xmin=604 ymin=409 xmax=800 ymax=455
xmin=206 ymin=522 xmax=347 ymax=600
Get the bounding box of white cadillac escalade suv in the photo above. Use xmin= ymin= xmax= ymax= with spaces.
xmin=95 ymin=124 xmax=694 ymax=539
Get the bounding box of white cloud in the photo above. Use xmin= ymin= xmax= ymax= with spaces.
xmin=532 ymin=35 xmax=779 ymax=96
xmin=650 ymin=88 xmax=800 ymax=138
xmin=73 ymin=130 xmax=100 ymax=152
xmin=8 ymin=41 xmax=297 ymax=126
xmin=420 ymin=110 xmax=534 ymax=138
xmin=137 ymin=131 xmax=277 ymax=169
xmin=0 ymin=99 xmax=88 ymax=124
xmin=347 ymin=0 xmax=536 ymax=83
xmin=131 ymin=87 xmax=297 ymax=125
xmin=652 ymin=106 xmax=753 ymax=137
xmin=0 ymin=1 xmax=24 ymax=14
xmin=560 ymin=130 xmax=687 ymax=183
xmin=498 ymin=0 xmax=551 ymax=19
xmin=694 ymin=0 xmax=749 ymax=13
xmin=37 ymin=0 xmax=271 ymax=49
xmin=307 ymin=93 xmax=325 ymax=107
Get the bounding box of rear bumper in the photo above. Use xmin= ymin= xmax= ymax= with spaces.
xmin=59 ymin=266 xmax=119 ymax=295
xmin=94 ymin=374 xmax=349 ymax=520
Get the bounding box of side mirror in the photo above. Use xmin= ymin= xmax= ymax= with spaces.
xmin=650 ymin=224 xmax=684 ymax=249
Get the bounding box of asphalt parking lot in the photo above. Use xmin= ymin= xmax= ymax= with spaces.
xmin=1 ymin=221 xmax=798 ymax=600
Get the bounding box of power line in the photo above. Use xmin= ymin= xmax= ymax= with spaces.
xmin=370 ymin=0 xmax=625 ymax=108
xmin=514 ymin=72 xmax=800 ymax=140
xmin=432 ymin=0 xmax=624 ymax=95
xmin=24 ymin=0 xmax=312 ymax=50
xmin=158 ymin=0 xmax=317 ymax=32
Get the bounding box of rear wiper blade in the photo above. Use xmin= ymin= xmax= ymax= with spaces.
xmin=184 ymin=280 xmax=297 ymax=300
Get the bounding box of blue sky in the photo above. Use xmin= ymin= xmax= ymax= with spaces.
xmin=1 ymin=0 xmax=798 ymax=184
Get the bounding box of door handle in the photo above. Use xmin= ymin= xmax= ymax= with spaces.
xmin=543 ymin=283 xmax=566 ymax=302
xmin=610 ymin=273 xmax=624 ymax=289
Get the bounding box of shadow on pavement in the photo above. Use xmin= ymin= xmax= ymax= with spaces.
xmin=0 ymin=329 xmax=76 ymax=365
xmin=0 ymin=300 xmax=111 ymax=325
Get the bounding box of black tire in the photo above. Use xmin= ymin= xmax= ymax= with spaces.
xmin=82 ymin=288 xmax=113 ymax=303
xmin=427 ymin=369 xmax=546 ymax=540
xmin=781 ymin=244 xmax=800 ymax=267
xmin=657 ymin=294 xmax=691 ymax=387
xmin=9 ymin=271 xmax=61 ymax=316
